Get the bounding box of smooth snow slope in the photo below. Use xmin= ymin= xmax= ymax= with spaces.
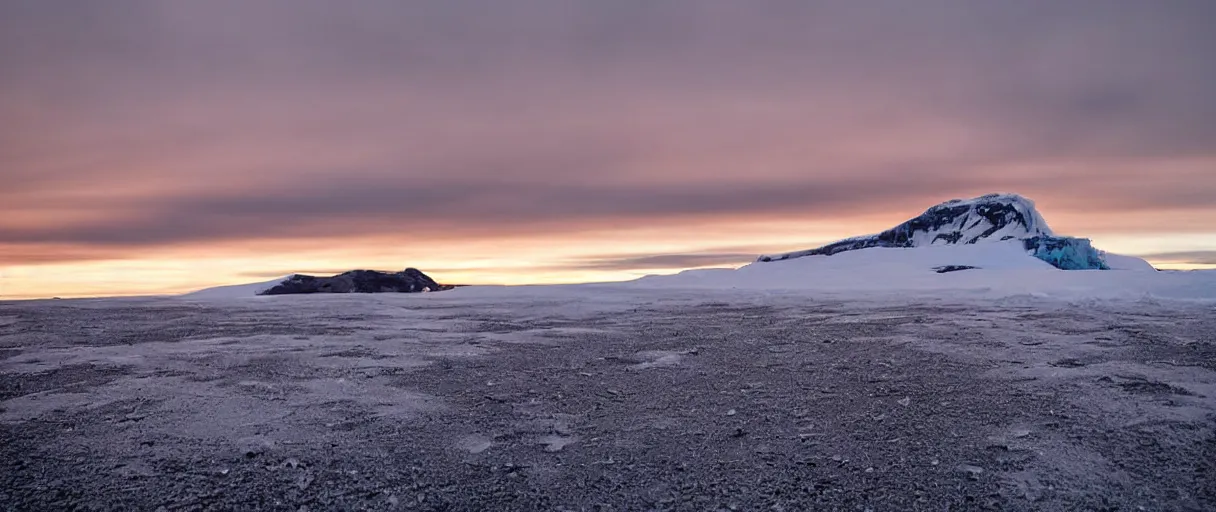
xmin=1103 ymin=252 xmax=1157 ymax=271
xmin=637 ymin=240 xmax=1049 ymax=289
xmin=180 ymin=276 xmax=291 ymax=299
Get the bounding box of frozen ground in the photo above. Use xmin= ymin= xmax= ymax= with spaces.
xmin=2 ymin=288 xmax=1215 ymax=511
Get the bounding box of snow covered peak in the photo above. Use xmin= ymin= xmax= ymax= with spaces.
xmin=759 ymin=193 xmax=1055 ymax=262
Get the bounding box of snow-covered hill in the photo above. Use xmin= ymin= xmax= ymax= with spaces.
xmin=760 ymin=193 xmax=1055 ymax=261
xmin=757 ymin=193 xmax=1140 ymax=272
xmin=617 ymin=193 xmax=1185 ymax=298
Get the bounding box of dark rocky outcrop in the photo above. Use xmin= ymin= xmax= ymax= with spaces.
xmin=933 ymin=265 xmax=979 ymax=273
xmin=260 ymin=268 xmax=447 ymax=295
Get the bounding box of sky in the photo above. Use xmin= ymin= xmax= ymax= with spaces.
xmin=3 ymin=1 xmax=1216 ymax=299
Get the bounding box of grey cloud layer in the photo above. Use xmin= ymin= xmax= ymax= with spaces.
xmin=2 ymin=1 xmax=1215 ymax=257
xmin=5 ymin=162 xmax=1213 ymax=249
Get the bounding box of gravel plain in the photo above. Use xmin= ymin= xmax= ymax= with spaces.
xmin=1 ymin=289 xmax=1214 ymax=511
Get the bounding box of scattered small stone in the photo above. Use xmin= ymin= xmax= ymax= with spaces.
xmin=726 ymin=409 xmax=737 ymax=416
xmin=897 ymin=397 xmax=912 ymax=407
xmin=238 ymin=436 xmax=275 ymax=459
xmin=1011 ymin=429 xmax=1031 ymax=438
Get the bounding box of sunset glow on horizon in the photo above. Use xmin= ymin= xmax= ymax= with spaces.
xmin=3 ymin=1 xmax=1215 ymax=299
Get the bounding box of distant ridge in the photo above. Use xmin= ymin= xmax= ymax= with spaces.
xmin=262 ymin=268 xmax=446 ymax=295
xmin=183 ymin=268 xmax=450 ymax=299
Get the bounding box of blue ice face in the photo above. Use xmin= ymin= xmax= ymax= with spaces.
xmin=1023 ymin=236 xmax=1109 ymax=270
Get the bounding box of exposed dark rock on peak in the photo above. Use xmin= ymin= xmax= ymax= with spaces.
xmin=260 ymin=268 xmax=447 ymax=295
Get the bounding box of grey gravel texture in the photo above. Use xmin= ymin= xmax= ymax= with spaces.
xmin=1 ymin=290 xmax=1214 ymax=511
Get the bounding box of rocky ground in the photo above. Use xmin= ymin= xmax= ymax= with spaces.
xmin=1 ymin=290 xmax=1214 ymax=511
